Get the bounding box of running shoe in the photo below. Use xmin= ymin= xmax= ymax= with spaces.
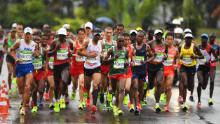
xmin=154 ymin=103 xmax=161 ymax=113
xmin=113 ymin=106 xmax=118 ymax=116
xmin=31 ymin=106 xmax=38 ymax=113
xmin=134 ymin=106 xmax=140 ymax=115
xmin=60 ymin=98 xmax=66 ymax=109
xmin=54 ymin=102 xmax=60 ymax=113
xmin=208 ymin=98 xmax=214 ymax=106
xmin=20 ymin=107 xmax=25 ymax=115
xmin=181 ymin=103 xmax=189 ymax=112
xmin=189 ymin=95 xmax=194 ymax=102
xmin=130 ymin=103 xmax=135 ymax=112
xmin=164 ymin=105 xmax=170 ymax=112
xmin=78 ymin=102 xmax=84 ymax=110
xmin=49 ymin=103 xmax=54 ymax=110
xmin=123 ymin=95 xmax=129 ymax=105
xmin=91 ymin=105 xmax=97 ymax=114
xmin=117 ymin=109 xmax=124 ymax=116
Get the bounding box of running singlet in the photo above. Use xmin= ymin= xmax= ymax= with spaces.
xmin=84 ymin=40 xmax=102 ymax=69
xmin=180 ymin=43 xmax=196 ymax=67
xmin=210 ymin=44 xmax=219 ymax=66
xmin=163 ymin=46 xmax=177 ymax=67
xmin=132 ymin=43 xmax=147 ymax=73
xmin=109 ymin=48 xmax=127 ymax=75
xmin=102 ymin=39 xmax=115 ymax=58
xmin=153 ymin=45 xmax=165 ymax=63
xmin=197 ymin=46 xmax=210 ymax=65
xmin=33 ymin=55 xmax=43 ymax=70
xmin=74 ymin=40 xmax=85 ymax=63
xmin=0 ymin=37 xmax=4 ymax=51
xmin=54 ymin=41 xmax=70 ymax=65
xmin=7 ymin=35 xmax=16 ymax=49
xmin=16 ymin=39 xmax=36 ymax=64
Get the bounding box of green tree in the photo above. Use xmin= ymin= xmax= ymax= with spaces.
xmin=7 ymin=0 xmax=57 ymax=28
xmin=183 ymin=0 xmax=202 ymax=35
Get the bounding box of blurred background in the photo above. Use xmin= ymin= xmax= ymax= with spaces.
xmin=0 ymin=0 xmax=220 ymax=36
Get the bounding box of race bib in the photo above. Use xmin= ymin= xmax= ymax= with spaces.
xmin=19 ymin=50 xmax=32 ymax=61
xmin=76 ymin=56 xmax=85 ymax=62
xmin=33 ymin=58 xmax=43 ymax=70
xmin=49 ymin=57 xmax=54 ymax=69
xmin=163 ymin=57 xmax=173 ymax=66
xmin=182 ymin=57 xmax=192 ymax=65
xmin=86 ymin=57 xmax=96 ymax=64
xmin=0 ymin=44 xmax=3 ymax=50
xmin=154 ymin=53 xmax=164 ymax=62
xmin=113 ymin=58 xmax=125 ymax=69
xmin=134 ymin=56 xmax=144 ymax=66
xmin=197 ymin=58 xmax=206 ymax=65
xmin=57 ymin=49 xmax=68 ymax=60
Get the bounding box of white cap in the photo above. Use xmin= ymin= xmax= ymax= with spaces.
xmin=24 ymin=27 xmax=32 ymax=34
xmin=184 ymin=33 xmax=193 ymax=38
xmin=84 ymin=22 xmax=93 ymax=29
xmin=172 ymin=19 xmax=181 ymax=25
xmin=12 ymin=23 xmax=17 ymax=28
xmin=63 ymin=24 xmax=70 ymax=30
xmin=57 ymin=28 xmax=67 ymax=35
xmin=184 ymin=28 xmax=192 ymax=34
xmin=129 ymin=30 xmax=137 ymax=35
xmin=154 ymin=29 xmax=163 ymax=35
xmin=174 ymin=27 xmax=183 ymax=34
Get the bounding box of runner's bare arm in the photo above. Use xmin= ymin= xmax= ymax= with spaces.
xmin=103 ymin=48 xmax=114 ymax=63
xmin=193 ymin=46 xmax=204 ymax=59
xmin=210 ymin=47 xmax=219 ymax=62
xmin=33 ymin=44 xmax=40 ymax=57
xmin=78 ymin=40 xmax=97 ymax=58
xmin=146 ymin=43 xmax=155 ymax=62
xmin=47 ymin=40 xmax=57 ymax=56
xmin=9 ymin=41 xmax=20 ymax=60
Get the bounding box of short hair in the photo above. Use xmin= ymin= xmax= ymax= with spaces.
xmin=77 ymin=28 xmax=86 ymax=34
xmin=116 ymin=24 xmax=124 ymax=28
xmin=105 ymin=27 xmax=113 ymax=32
xmin=165 ymin=32 xmax=174 ymax=38
xmin=123 ymin=33 xmax=130 ymax=37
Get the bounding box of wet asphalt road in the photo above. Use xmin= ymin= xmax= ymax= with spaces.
xmin=0 ymin=55 xmax=220 ymax=124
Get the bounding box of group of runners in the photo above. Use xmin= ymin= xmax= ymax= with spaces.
xmin=0 ymin=21 xmax=218 ymax=116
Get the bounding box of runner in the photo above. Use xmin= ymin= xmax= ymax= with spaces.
xmin=113 ymin=24 xmax=125 ymax=40
xmin=179 ymin=33 xmax=203 ymax=111
xmin=197 ymin=34 xmax=218 ymax=109
xmin=31 ymin=34 xmax=47 ymax=113
xmin=104 ymin=35 xmax=129 ymax=116
xmin=10 ymin=27 xmax=38 ymax=115
xmin=0 ymin=25 xmax=5 ymax=75
xmin=163 ymin=32 xmax=179 ymax=112
xmin=100 ymin=27 xmax=115 ymax=108
xmin=131 ymin=31 xmax=151 ymax=115
xmin=84 ymin=22 xmax=93 ymax=40
xmin=123 ymin=33 xmax=133 ymax=111
xmin=78 ymin=30 xmax=102 ymax=114
xmin=4 ymin=24 xmax=17 ymax=93
xmin=147 ymin=29 xmax=166 ymax=113
xmin=208 ymin=34 xmax=220 ymax=106
xmin=70 ymin=28 xmax=86 ymax=110
xmin=47 ymin=28 xmax=73 ymax=112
